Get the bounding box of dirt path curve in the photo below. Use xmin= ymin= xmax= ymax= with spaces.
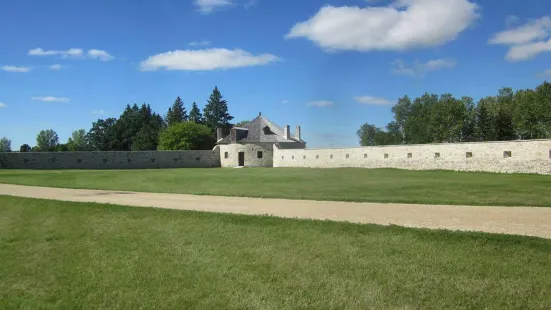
xmin=2 ymin=183 xmax=551 ymax=239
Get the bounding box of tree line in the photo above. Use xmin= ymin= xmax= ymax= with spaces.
xmin=357 ymin=81 xmax=551 ymax=146
xmin=0 ymin=86 xmax=237 ymax=153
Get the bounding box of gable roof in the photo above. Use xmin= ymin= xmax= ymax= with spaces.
xmin=217 ymin=115 xmax=303 ymax=144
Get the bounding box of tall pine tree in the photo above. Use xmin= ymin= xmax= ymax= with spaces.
xmin=189 ymin=101 xmax=203 ymax=124
xmin=165 ymin=96 xmax=187 ymax=126
xmin=203 ymin=86 xmax=234 ymax=135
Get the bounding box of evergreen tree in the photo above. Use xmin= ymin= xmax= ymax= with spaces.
xmin=202 ymin=86 xmax=234 ymax=135
xmin=166 ymin=96 xmax=188 ymax=126
xmin=475 ymin=99 xmax=494 ymax=141
xmin=189 ymin=101 xmax=203 ymax=124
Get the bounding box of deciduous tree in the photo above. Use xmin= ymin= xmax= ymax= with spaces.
xmin=0 ymin=137 xmax=11 ymax=152
xmin=36 ymin=129 xmax=59 ymax=151
xmin=158 ymin=122 xmax=215 ymax=151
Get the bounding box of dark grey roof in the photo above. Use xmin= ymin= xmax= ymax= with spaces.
xmin=217 ymin=115 xmax=304 ymax=144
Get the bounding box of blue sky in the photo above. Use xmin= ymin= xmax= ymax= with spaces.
xmin=1 ymin=0 xmax=551 ymax=149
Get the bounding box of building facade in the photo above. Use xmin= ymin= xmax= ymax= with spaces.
xmin=216 ymin=113 xmax=306 ymax=167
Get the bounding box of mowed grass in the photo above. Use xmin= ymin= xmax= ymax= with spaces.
xmin=1 ymin=168 xmax=551 ymax=206
xmin=1 ymin=196 xmax=551 ymax=309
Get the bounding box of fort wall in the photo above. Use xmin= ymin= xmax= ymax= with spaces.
xmin=0 ymin=148 xmax=221 ymax=169
xmin=273 ymin=139 xmax=551 ymax=175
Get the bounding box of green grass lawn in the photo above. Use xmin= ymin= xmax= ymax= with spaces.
xmin=2 ymin=168 xmax=551 ymax=207
xmin=1 ymin=196 xmax=550 ymax=309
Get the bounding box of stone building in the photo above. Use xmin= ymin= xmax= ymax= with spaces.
xmin=216 ymin=113 xmax=306 ymax=167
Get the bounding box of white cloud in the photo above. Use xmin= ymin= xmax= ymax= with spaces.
xmin=29 ymin=48 xmax=84 ymax=58
xmin=91 ymin=109 xmax=105 ymax=115
xmin=1 ymin=65 xmax=31 ymax=72
xmin=189 ymin=40 xmax=211 ymax=47
xmin=354 ymin=96 xmax=392 ymax=105
xmin=285 ymin=0 xmax=479 ymax=52
xmin=392 ymin=58 xmax=456 ymax=77
xmin=31 ymin=96 xmax=70 ymax=103
xmin=0 ymin=102 xmax=7 ymax=108
xmin=538 ymin=69 xmax=551 ymax=78
xmin=489 ymin=16 xmax=551 ymax=61
xmin=195 ymin=0 xmax=233 ymax=13
xmin=489 ymin=17 xmax=551 ymax=45
xmin=505 ymin=15 xmax=520 ymax=28
xmin=29 ymin=48 xmax=113 ymax=61
xmin=307 ymin=100 xmax=334 ymax=107
xmin=48 ymin=64 xmax=64 ymax=70
xmin=140 ymin=48 xmax=280 ymax=71
xmin=87 ymin=49 xmax=114 ymax=61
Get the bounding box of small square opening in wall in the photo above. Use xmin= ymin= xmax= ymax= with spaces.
xmin=384 ymin=154 xmax=389 ymax=159
xmin=257 ymin=151 xmax=263 ymax=159
xmin=292 ymin=156 xmax=295 ymax=159
xmin=330 ymin=154 xmax=333 ymax=159
xmin=346 ymin=154 xmax=349 ymax=159
xmin=224 ymin=152 xmax=228 ymax=159
xmin=407 ymin=153 xmax=412 ymax=158
xmin=364 ymin=154 xmax=367 ymax=159
xmin=303 ymin=155 xmax=306 ymax=159
xmin=434 ymin=152 xmax=441 ymax=159
xmin=503 ymin=151 xmax=512 ymax=158
xmin=282 ymin=156 xmax=284 ymax=160
xmin=316 ymin=155 xmax=319 ymax=159
xmin=466 ymin=152 xmax=473 ymax=158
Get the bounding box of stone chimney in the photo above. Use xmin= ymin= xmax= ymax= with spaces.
xmin=284 ymin=125 xmax=290 ymax=140
xmin=295 ymin=126 xmax=301 ymax=141
xmin=216 ymin=128 xmax=223 ymax=141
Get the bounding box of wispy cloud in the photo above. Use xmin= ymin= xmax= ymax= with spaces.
xmin=194 ymin=0 xmax=233 ymax=13
xmin=28 ymin=48 xmax=114 ymax=61
xmin=140 ymin=48 xmax=279 ymax=71
xmin=489 ymin=16 xmax=551 ymax=61
xmin=307 ymin=100 xmax=334 ymax=107
xmin=392 ymin=58 xmax=457 ymax=78
xmin=91 ymin=109 xmax=105 ymax=115
xmin=47 ymin=64 xmax=65 ymax=70
xmin=87 ymin=49 xmax=114 ymax=61
xmin=189 ymin=40 xmax=211 ymax=47
xmin=353 ymin=96 xmax=393 ymax=105
xmin=31 ymin=96 xmax=70 ymax=103
xmin=0 ymin=102 xmax=7 ymax=108
xmin=1 ymin=65 xmax=31 ymax=73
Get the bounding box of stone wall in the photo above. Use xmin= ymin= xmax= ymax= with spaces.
xmin=219 ymin=143 xmax=274 ymax=167
xmin=273 ymin=139 xmax=551 ymax=175
xmin=0 ymin=148 xmax=221 ymax=169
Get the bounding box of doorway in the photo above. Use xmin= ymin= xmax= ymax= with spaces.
xmin=238 ymin=152 xmax=245 ymax=167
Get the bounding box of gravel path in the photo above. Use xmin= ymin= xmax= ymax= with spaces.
xmin=1 ymin=183 xmax=551 ymax=239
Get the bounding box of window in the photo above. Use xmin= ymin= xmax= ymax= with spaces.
xmin=224 ymin=152 xmax=228 ymax=159
xmin=346 ymin=154 xmax=349 ymax=159
xmin=303 ymin=155 xmax=306 ymax=159
xmin=282 ymin=156 xmax=284 ymax=160
xmin=77 ymin=158 xmax=82 ymax=163
xmin=407 ymin=153 xmax=412 ymax=158
xmin=384 ymin=154 xmax=389 ymax=159
xmin=195 ymin=157 xmax=200 ymax=161
xmin=503 ymin=151 xmax=512 ymax=158
xmin=330 ymin=155 xmax=333 ymax=159
xmin=364 ymin=154 xmax=367 ymax=159
xmin=257 ymin=151 xmax=263 ymax=159
xmin=434 ymin=153 xmax=441 ymax=159
xmin=316 ymin=155 xmax=319 ymax=159
xmin=466 ymin=152 xmax=473 ymax=158
xmin=151 ymin=158 xmax=156 ymax=163
xmin=292 ymin=156 xmax=294 ymax=159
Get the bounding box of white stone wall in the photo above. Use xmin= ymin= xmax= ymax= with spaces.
xmin=219 ymin=143 xmax=274 ymax=167
xmin=273 ymin=140 xmax=551 ymax=175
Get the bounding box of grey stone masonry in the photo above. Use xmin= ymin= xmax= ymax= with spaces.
xmin=0 ymin=149 xmax=221 ymax=169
